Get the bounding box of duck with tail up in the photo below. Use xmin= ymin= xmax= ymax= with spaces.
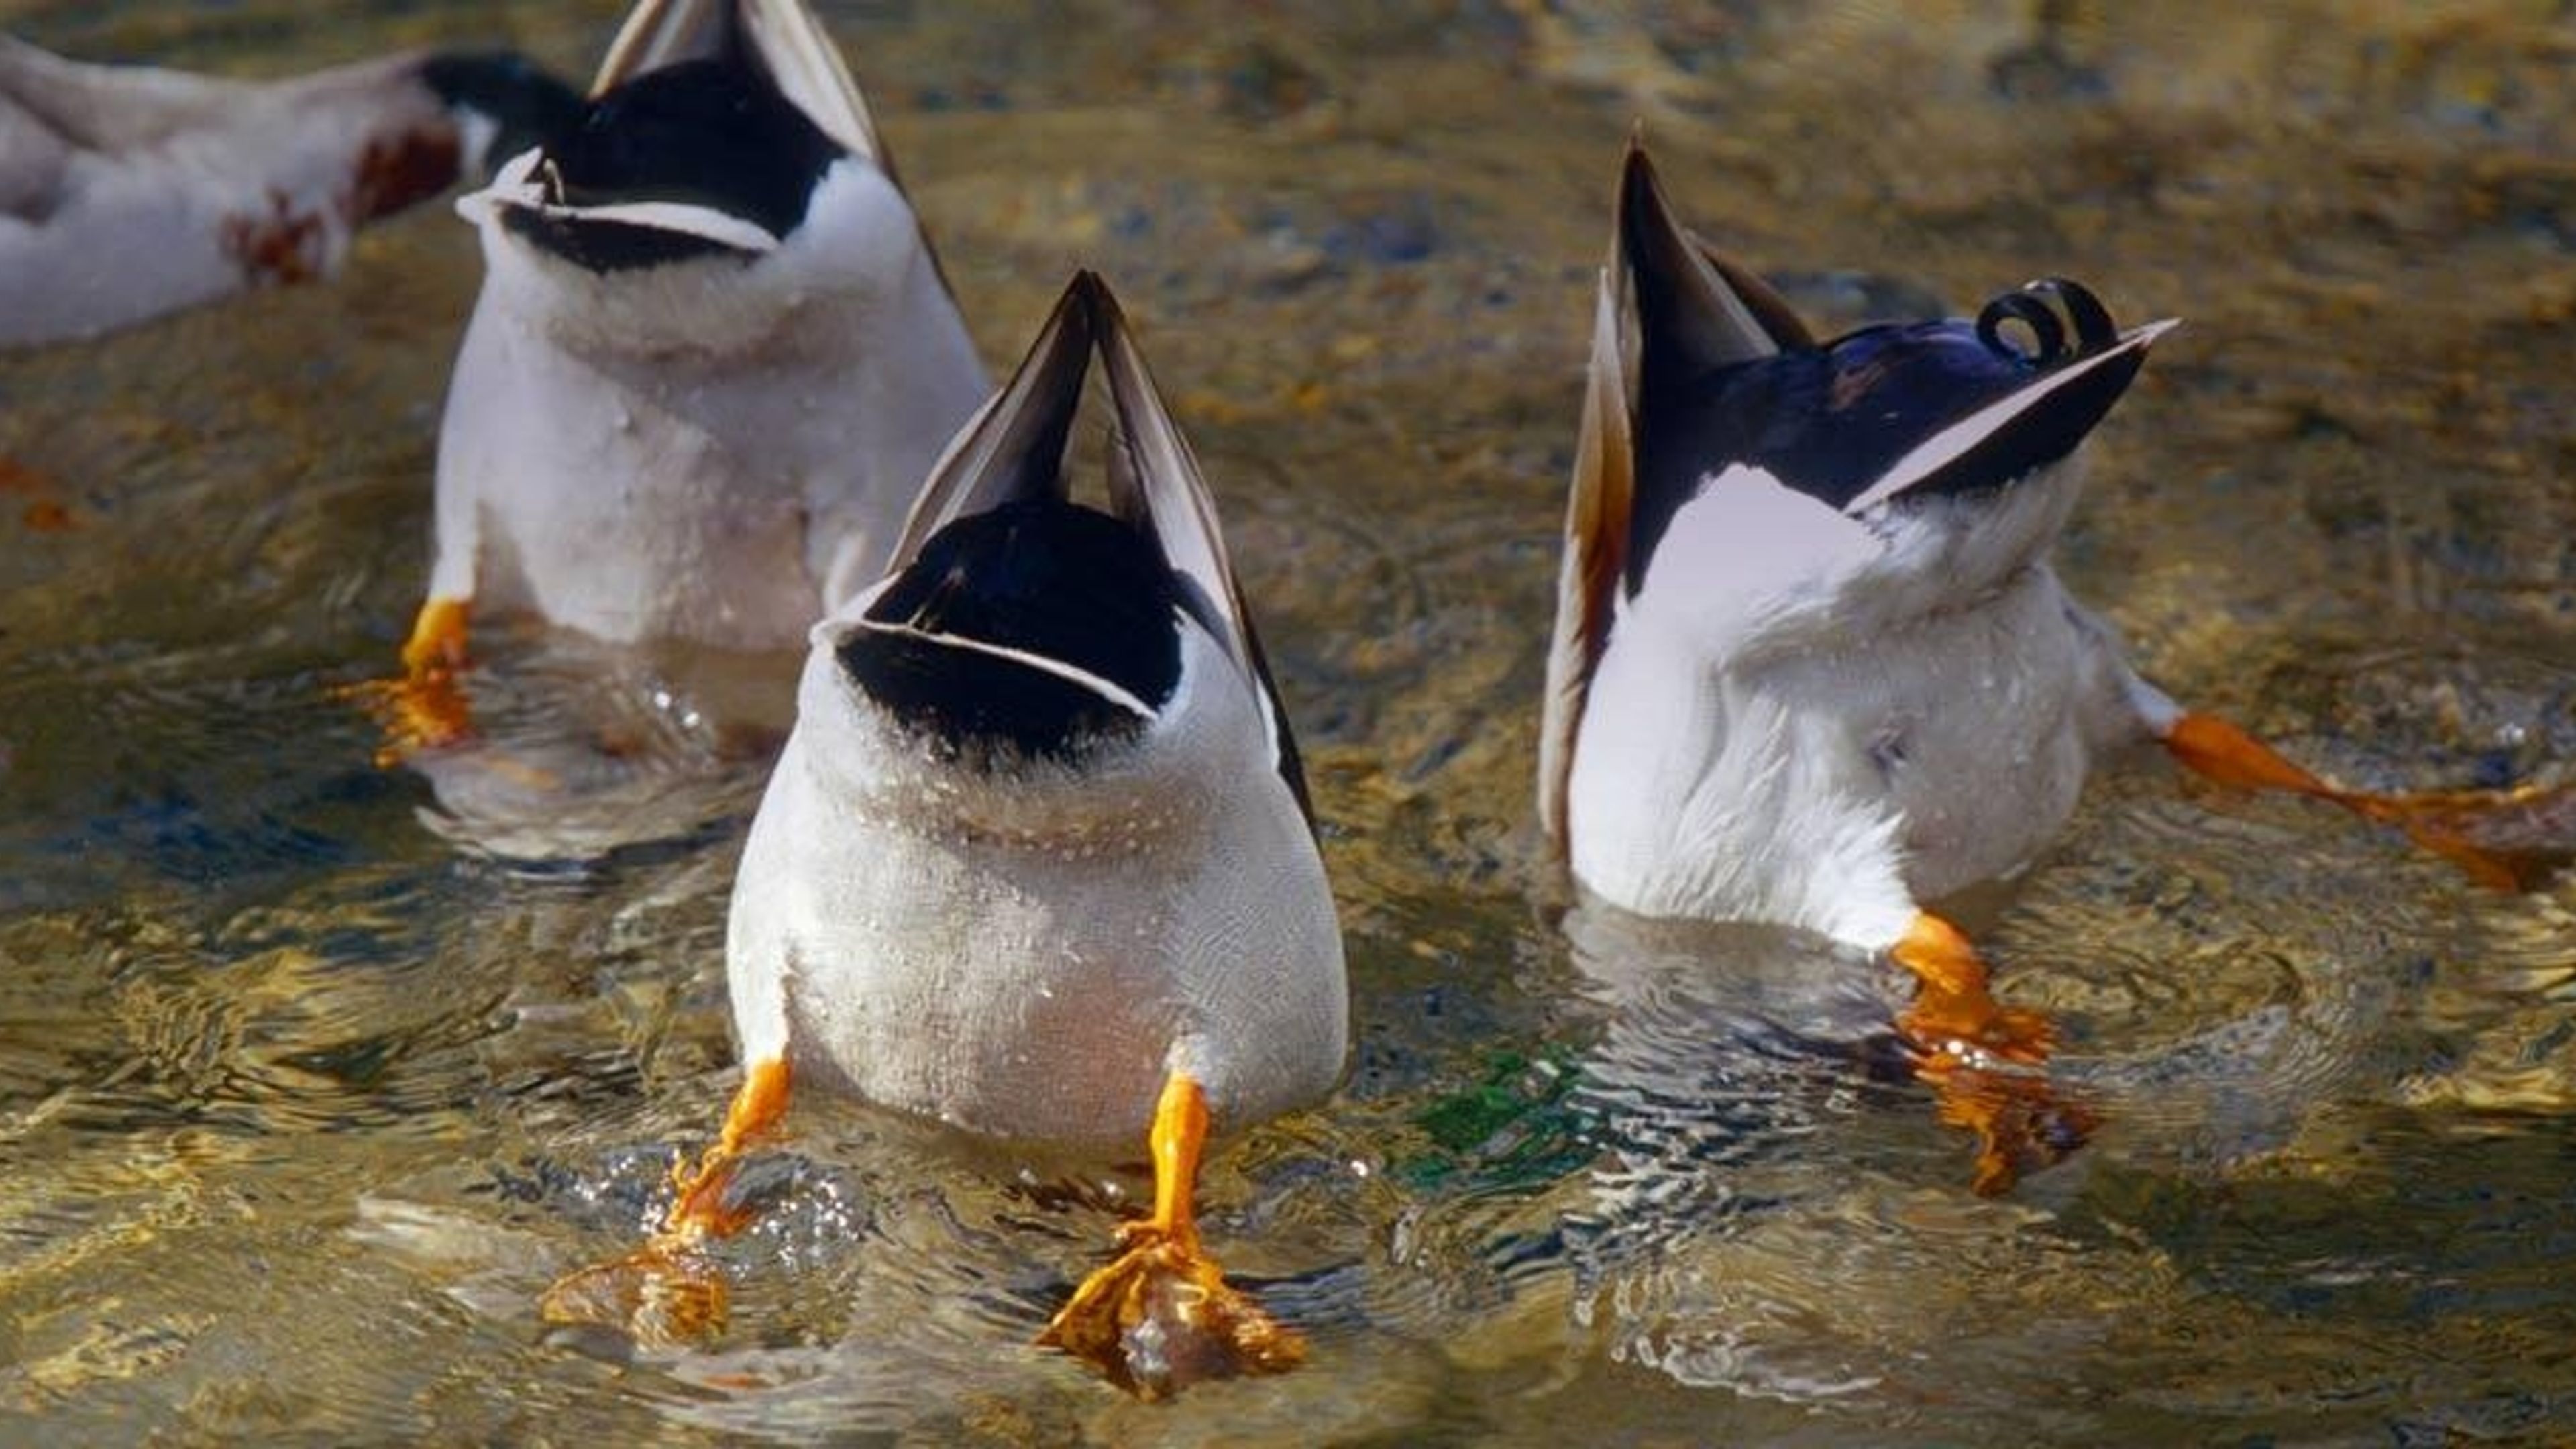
xmin=541 ymin=270 xmax=1348 ymax=1401
xmin=361 ymin=0 xmax=989 ymax=764
xmin=0 ymin=32 xmax=576 ymax=349
xmin=1541 ymin=142 xmax=2569 ymax=1194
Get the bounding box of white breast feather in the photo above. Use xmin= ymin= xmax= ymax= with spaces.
xmin=1565 ymin=460 xmax=2162 ymax=947
xmin=727 ymin=621 xmax=1346 ymax=1148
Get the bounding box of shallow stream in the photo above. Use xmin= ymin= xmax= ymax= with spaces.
xmin=3 ymin=3 xmax=2574 ymax=1443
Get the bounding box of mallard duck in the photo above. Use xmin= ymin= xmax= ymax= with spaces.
xmin=1540 ymin=143 xmax=2554 ymax=1191
xmin=545 ymin=271 xmax=1346 ymax=1399
xmin=374 ymin=0 xmax=987 ymax=759
xmin=0 ymin=33 xmax=574 ymax=347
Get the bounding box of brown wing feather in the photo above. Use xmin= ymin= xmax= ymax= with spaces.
xmin=1091 ymin=274 xmax=1316 ymax=816
xmin=880 ymin=276 xmax=1091 ymax=576
xmin=1700 ymin=243 xmax=1817 ymax=352
xmin=1537 ymin=266 xmax=1637 ymax=857
xmin=1539 ymin=141 xmax=1809 ymax=854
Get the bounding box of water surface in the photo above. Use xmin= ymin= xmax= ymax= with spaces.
xmin=3 ymin=2 xmax=2574 ymax=1443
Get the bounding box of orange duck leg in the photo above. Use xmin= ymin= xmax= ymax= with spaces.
xmin=1038 ymin=1070 xmax=1305 ymax=1398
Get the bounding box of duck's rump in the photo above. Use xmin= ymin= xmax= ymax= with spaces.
xmin=726 ymin=724 xmax=1346 ymax=1150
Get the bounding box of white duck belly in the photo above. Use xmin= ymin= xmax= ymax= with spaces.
xmin=727 ymin=643 xmax=1346 ymax=1150
xmin=1567 ymin=561 xmax=2151 ymax=945
xmin=433 ymin=299 xmax=823 ymax=650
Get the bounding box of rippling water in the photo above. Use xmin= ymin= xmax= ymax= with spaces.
xmin=4 ymin=1 xmax=2574 ymax=1443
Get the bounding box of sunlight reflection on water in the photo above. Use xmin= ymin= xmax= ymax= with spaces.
xmin=2 ymin=1 xmax=2573 ymax=1443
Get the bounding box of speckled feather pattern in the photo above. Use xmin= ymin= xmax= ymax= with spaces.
xmin=730 ymin=618 xmax=1346 ymax=1148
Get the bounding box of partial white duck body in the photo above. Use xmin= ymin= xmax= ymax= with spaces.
xmin=1543 ymin=144 xmax=2178 ymax=956
xmin=530 ymin=272 xmax=1340 ymax=1393
xmin=729 ymin=270 xmax=1345 ymax=1149
xmin=735 ymin=596 xmax=1342 ymax=1146
xmin=429 ymin=0 xmax=987 ymax=654
xmin=1544 ymin=148 xmax=2565 ymax=1199
xmin=1564 ymin=467 xmax=2175 ymax=950
xmin=0 ymin=35 xmax=568 ymax=347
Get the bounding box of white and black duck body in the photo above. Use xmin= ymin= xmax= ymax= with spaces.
xmin=727 ymin=273 xmax=1346 ymax=1152
xmin=0 ymin=37 xmax=574 ymax=347
xmin=1546 ymin=148 xmax=2180 ymax=953
xmin=433 ymin=0 xmax=987 ymax=651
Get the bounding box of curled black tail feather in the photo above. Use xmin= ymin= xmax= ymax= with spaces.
xmin=1977 ymin=277 xmax=2120 ymax=364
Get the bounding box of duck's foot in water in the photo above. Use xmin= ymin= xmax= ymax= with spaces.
xmin=2334 ymin=782 xmax=2575 ymax=892
xmin=533 ymin=1144 xmax=764 ymax=1352
xmin=339 ymin=666 xmax=476 ymax=767
xmin=1886 ymin=912 xmax=2093 ymax=1194
xmin=1037 ymin=1069 xmax=1305 ymax=1398
xmin=535 ymin=1059 xmax=790 ymax=1351
xmin=1917 ymin=1055 xmax=2098 ymax=1197
xmin=1039 ymin=1222 xmax=1304 ymax=1399
xmin=2165 ymin=712 xmax=2573 ymax=891
xmin=341 ymin=596 xmax=478 ymax=765
xmin=538 ymin=1238 xmax=729 ymax=1352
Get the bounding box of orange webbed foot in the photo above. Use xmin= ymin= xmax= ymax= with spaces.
xmin=1890 ymin=914 xmax=2057 ymax=1067
xmin=2339 ymin=784 xmax=2575 ymax=893
xmin=1918 ymin=1057 xmax=2100 ymax=1197
xmin=538 ymin=1238 xmax=729 ymax=1350
xmin=538 ymin=1061 xmax=790 ymax=1350
xmin=2166 ymin=712 xmax=2571 ymax=892
xmin=339 ymin=597 xmax=476 ymax=765
xmin=1888 ymin=912 xmax=2092 ymax=1193
xmin=1036 ymin=1071 xmax=1305 ymax=1399
xmin=1038 ymin=1220 xmax=1305 ymax=1399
